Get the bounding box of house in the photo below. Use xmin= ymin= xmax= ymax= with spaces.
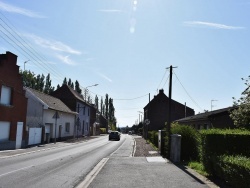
xmin=99 ymin=114 xmax=108 ymax=133
xmin=175 ymin=106 xmax=236 ymax=130
xmin=25 ymin=87 xmax=77 ymax=144
xmin=0 ymin=52 xmax=28 ymax=150
xmin=51 ymin=84 xmax=95 ymax=137
xmin=143 ymin=89 xmax=195 ymax=131
xmin=89 ymin=104 xmax=100 ymax=136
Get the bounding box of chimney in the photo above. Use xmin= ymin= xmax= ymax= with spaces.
xmin=159 ymin=89 xmax=164 ymax=94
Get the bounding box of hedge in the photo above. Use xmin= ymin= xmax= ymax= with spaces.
xmin=212 ymin=155 xmax=250 ymax=188
xmin=199 ymin=129 xmax=250 ymax=174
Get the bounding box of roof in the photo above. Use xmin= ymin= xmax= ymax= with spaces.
xmin=60 ymin=84 xmax=93 ymax=108
xmin=175 ymin=106 xmax=236 ymax=123
xmin=25 ymin=87 xmax=77 ymax=115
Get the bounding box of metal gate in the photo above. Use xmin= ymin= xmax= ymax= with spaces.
xmin=28 ymin=128 xmax=42 ymax=145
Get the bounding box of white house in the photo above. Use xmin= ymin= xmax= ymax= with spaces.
xmin=25 ymin=87 xmax=78 ymax=145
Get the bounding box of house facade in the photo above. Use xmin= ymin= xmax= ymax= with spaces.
xmin=0 ymin=52 xmax=28 ymax=150
xmin=143 ymin=89 xmax=195 ymax=131
xmin=175 ymin=107 xmax=236 ymax=130
xmin=51 ymin=84 xmax=94 ymax=137
xmin=25 ymin=87 xmax=77 ymax=144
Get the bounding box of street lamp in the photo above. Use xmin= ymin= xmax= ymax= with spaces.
xmin=211 ymin=99 xmax=218 ymax=111
xmin=84 ymin=84 xmax=98 ymax=101
xmin=24 ymin=60 xmax=30 ymax=71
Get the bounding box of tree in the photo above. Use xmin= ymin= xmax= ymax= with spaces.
xmin=44 ymin=73 xmax=54 ymax=94
xmin=230 ymin=76 xmax=250 ymax=128
xmin=75 ymin=80 xmax=82 ymax=94
xmin=68 ymin=78 xmax=72 ymax=87
xmin=95 ymin=95 xmax=99 ymax=110
xmin=35 ymin=74 xmax=45 ymax=91
xmin=21 ymin=70 xmax=36 ymax=88
xmin=105 ymin=94 xmax=109 ymax=120
xmin=57 ymin=84 xmax=60 ymax=90
xmin=100 ymin=97 xmax=103 ymax=115
xmin=63 ymin=77 xmax=67 ymax=85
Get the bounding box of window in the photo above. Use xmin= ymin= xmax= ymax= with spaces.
xmin=65 ymin=122 xmax=70 ymax=133
xmin=0 ymin=121 xmax=10 ymax=141
xmin=83 ymin=106 xmax=85 ymax=115
xmin=0 ymin=86 xmax=11 ymax=105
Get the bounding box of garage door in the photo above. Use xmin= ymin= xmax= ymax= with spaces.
xmin=28 ymin=128 xmax=42 ymax=145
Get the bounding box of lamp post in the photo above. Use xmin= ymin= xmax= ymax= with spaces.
xmin=84 ymin=84 xmax=98 ymax=101
xmin=24 ymin=60 xmax=30 ymax=71
xmin=211 ymin=99 xmax=218 ymax=111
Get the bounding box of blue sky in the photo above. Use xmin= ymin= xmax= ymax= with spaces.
xmin=1 ymin=0 xmax=250 ymax=127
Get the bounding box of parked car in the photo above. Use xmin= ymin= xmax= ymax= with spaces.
xmin=128 ymin=131 xmax=132 ymax=135
xmin=109 ymin=131 xmax=120 ymax=141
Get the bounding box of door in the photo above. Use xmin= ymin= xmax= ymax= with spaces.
xmin=28 ymin=128 xmax=42 ymax=145
xmin=16 ymin=122 xmax=23 ymax=149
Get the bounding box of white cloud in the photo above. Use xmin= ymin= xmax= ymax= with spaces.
xmin=27 ymin=34 xmax=81 ymax=55
xmin=98 ymin=73 xmax=112 ymax=82
xmin=0 ymin=1 xmax=46 ymax=18
xmin=184 ymin=21 xmax=244 ymax=30
xmin=56 ymin=54 xmax=77 ymax=66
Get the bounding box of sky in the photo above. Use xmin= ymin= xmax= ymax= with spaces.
xmin=1 ymin=0 xmax=250 ymax=127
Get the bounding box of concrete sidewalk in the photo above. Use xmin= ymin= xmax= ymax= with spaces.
xmin=77 ymin=135 xmax=217 ymax=188
xmin=87 ymin=157 xmax=214 ymax=188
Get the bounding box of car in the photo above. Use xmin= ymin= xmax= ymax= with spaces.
xmin=128 ymin=131 xmax=132 ymax=135
xmin=109 ymin=131 xmax=120 ymax=141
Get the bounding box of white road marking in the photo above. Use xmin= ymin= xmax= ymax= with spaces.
xmin=0 ymin=165 xmax=34 ymax=177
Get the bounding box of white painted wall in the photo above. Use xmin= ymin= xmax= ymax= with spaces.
xmin=43 ymin=110 xmax=75 ymax=139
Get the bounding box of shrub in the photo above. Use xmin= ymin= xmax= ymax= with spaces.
xmin=213 ymin=155 xmax=250 ymax=188
xmin=171 ymin=124 xmax=200 ymax=162
xmin=147 ymin=131 xmax=158 ymax=148
xmin=200 ymin=129 xmax=250 ymax=174
xmin=100 ymin=128 xmax=106 ymax=134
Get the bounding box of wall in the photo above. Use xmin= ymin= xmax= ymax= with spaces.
xmin=43 ymin=110 xmax=75 ymax=141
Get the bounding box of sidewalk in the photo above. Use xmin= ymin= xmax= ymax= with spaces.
xmin=78 ymin=135 xmax=218 ymax=188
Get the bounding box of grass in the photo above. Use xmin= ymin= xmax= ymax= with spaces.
xmin=188 ymin=161 xmax=209 ymax=177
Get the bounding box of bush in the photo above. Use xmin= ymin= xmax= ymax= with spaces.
xmin=200 ymin=129 xmax=250 ymax=174
xmin=213 ymin=155 xmax=250 ymax=188
xmin=100 ymin=128 xmax=106 ymax=134
xmin=171 ymin=124 xmax=200 ymax=162
xmin=147 ymin=131 xmax=158 ymax=148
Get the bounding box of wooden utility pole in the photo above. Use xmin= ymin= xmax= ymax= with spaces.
xmin=166 ymin=65 xmax=177 ymax=158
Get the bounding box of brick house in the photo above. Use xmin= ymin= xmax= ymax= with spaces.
xmin=143 ymin=89 xmax=194 ymax=131
xmin=51 ymin=84 xmax=95 ymax=137
xmin=0 ymin=51 xmax=28 ymax=150
xmin=175 ymin=107 xmax=236 ymax=130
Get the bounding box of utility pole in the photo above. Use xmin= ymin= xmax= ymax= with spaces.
xmin=166 ymin=65 xmax=177 ymax=158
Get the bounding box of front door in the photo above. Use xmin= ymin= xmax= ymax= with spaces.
xmin=16 ymin=122 xmax=23 ymax=149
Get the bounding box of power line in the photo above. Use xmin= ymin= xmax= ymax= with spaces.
xmin=113 ymin=94 xmax=148 ymax=101
xmin=173 ymin=71 xmax=203 ymax=112
xmin=157 ymin=69 xmax=168 ymax=90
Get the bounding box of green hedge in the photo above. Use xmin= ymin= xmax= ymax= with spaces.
xmin=100 ymin=128 xmax=107 ymax=134
xmin=171 ymin=124 xmax=200 ymax=162
xmin=212 ymin=155 xmax=250 ymax=188
xmin=147 ymin=131 xmax=158 ymax=148
xmin=200 ymin=129 xmax=250 ymax=174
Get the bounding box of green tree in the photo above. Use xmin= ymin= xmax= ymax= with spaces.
xmin=44 ymin=73 xmax=54 ymax=94
xmin=100 ymin=97 xmax=104 ymax=115
xmin=230 ymin=76 xmax=250 ymax=127
xmin=35 ymin=74 xmax=45 ymax=91
xmin=95 ymin=95 xmax=99 ymax=111
xmin=105 ymin=94 xmax=109 ymax=120
xmin=68 ymin=78 xmax=72 ymax=87
xmin=57 ymin=84 xmax=60 ymax=90
xmin=21 ymin=70 xmax=36 ymax=88
xmin=75 ymin=80 xmax=82 ymax=94
xmin=63 ymin=77 xmax=67 ymax=85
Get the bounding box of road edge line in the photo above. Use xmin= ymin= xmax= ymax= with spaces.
xmin=76 ymin=157 xmax=109 ymax=188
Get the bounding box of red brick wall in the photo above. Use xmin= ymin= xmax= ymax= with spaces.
xmin=0 ymin=52 xmax=27 ymax=141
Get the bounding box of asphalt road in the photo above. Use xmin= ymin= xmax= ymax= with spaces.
xmin=0 ymin=134 xmax=130 ymax=188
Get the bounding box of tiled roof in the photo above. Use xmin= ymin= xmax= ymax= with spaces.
xmin=175 ymin=106 xmax=236 ymax=122
xmin=25 ymin=87 xmax=77 ymax=114
xmin=64 ymin=85 xmax=92 ymax=107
